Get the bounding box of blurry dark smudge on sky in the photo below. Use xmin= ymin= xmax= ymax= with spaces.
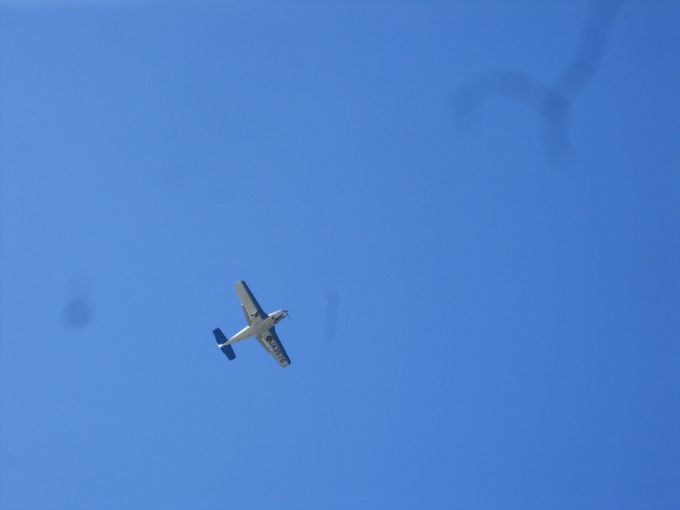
xmin=454 ymin=0 xmax=625 ymax=164
xmin=324 ymin=290 xmax=340 ymax=346
xmin=63 ymin=279 xmax=94 ymax=330
xmin=63 ymin=297 xmax=94 ymax=330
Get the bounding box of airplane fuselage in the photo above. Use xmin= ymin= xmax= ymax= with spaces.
xmin=225 ymin=309 xmax=287 ymax=345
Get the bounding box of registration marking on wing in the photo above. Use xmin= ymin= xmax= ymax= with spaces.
xmin=265 ymin=335 xmax=287 ymax=365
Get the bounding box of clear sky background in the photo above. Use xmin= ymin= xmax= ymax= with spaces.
xmin=1 ymin=1 xmax=678 ymax=509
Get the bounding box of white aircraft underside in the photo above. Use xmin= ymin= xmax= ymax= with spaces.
xmin=213 ymin=281 xmax=291 ymax=368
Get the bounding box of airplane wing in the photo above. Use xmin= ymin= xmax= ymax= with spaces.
xmin=257 ymin=327 xmax=291 ymax=368
xmin=235 ymin=280 xmax=266 ymax=325
xmin=241 ymin=305 xmax=253 ymax=326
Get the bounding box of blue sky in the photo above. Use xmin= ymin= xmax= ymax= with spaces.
xmin=1 ymin=1 xmax=678 ymax=509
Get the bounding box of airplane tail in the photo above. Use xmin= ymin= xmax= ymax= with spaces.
xmin=213 ymin=328 xmax=236 ymax=361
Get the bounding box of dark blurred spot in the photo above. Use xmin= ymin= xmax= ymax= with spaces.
xmin=541 ymin=90 xmax=571 ymax=126
xmin=498 ymin=69 xmax=533 ymax=102
xmin=63 ymin=296 xmax=93 ymax=330
xmin=556 ymin=0 xmax=625 ymax=96
xmin=324 ymin=290 xmax=340 ymax=346
xmin=454 ymin=0 xmax=624 ymax=164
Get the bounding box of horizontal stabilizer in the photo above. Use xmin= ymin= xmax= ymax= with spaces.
xmin=213 ymin=328 xmax=228 ymax=344
xmin=213 ymin=328 xmax=236 ymax=361
xmin=220 ymin=344 xmax=236 ymax=360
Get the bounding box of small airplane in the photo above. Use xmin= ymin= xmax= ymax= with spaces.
xmin=213 ymin=280 xmax=291 ymax=368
